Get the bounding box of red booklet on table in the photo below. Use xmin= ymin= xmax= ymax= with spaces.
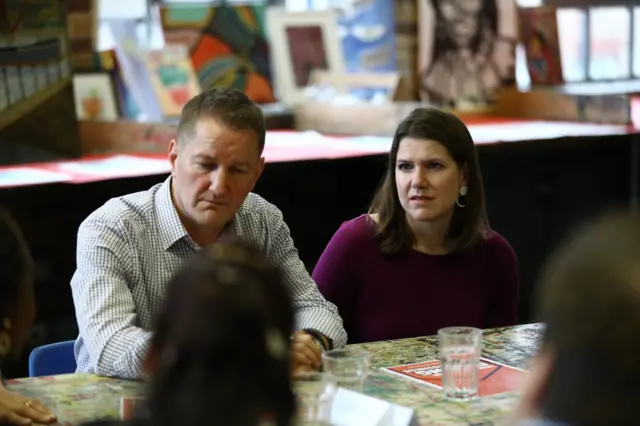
xmin=383 ymin=358 xmax=527 ymax=397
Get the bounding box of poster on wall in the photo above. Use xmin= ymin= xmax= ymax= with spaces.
xmin=332 ymin=0 xmax=397 ymax=72
xmin=418 ymin=0 xmax=518 ymax=108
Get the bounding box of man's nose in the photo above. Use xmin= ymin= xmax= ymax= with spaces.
xmin=210 ymin=169 xmax=228 ymax=195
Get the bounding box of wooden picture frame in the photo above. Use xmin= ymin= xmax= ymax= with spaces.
xmin=266 ymin=8 xmax=345 ymax=105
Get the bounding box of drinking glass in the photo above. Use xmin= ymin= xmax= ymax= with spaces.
xmin=321 ymin=348 xmax=370 ymax=393
xmin=438 ymin=326 xmax=483 ymax=401
xmin=293 ymin=371 xmax=337 ymax=425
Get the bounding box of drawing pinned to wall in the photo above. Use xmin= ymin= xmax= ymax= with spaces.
xmin=333 ymin=0 xmax=397 ymax=72
xmin=418 ymin=0 xmax=518 ymax=108
xmin=73 ymin=73 xmax=118 ymax=120
xmin=285 ymin=26 xmax=328 ymax=87
xmin=160 ymin=4 xmax=276 ymax=103
xmin=519 ymin=6 xmax=563 ymax=86
xmin=145 ymin=44 xmax=201 ymax=117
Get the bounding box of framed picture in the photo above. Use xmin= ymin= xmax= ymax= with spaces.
xmin=73 ymin=73 xmax=119 ymax=121
xmin=266 ymin=8 xmax=345 ymax=105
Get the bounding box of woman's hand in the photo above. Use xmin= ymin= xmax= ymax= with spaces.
xmin=0 ymin=387 xmax=56 ymax=425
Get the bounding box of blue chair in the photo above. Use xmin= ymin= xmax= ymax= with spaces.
xmin=28 ymin=340 xmax=77 ymax=377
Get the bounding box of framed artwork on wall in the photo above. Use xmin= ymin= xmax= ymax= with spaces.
xmin=73 ymin=73 xmax=119 ymax=121
xmin=266 ymin=8 xmax=345 ymax=105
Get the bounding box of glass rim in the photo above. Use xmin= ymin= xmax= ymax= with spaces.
xmin=437 ymin=326 xmax=483 ymax=336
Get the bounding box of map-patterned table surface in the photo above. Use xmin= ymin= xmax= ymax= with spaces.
xmin=7 ymin=323 xmax=544 ymax=425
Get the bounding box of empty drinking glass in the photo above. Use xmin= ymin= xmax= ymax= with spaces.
xmin=438 ymin=326 xmax=483 ymax=401
xmin=293 ymin=371 xmax=337 ymax=425
xmin=321 ymin=348 xmax=370 ymax=393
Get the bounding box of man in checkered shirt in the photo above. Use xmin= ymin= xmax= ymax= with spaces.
xmin=71 ymin=88 xmax=347 ymax=379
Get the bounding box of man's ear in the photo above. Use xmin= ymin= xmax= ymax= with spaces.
xmin=169 ymin=139 xmax=178 ymax=176
xmin=511 ymin=345 xmax=554 ymax=423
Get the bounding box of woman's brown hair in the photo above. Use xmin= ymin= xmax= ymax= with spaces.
xmin=368 ymin=108 xmax=488 ymax=254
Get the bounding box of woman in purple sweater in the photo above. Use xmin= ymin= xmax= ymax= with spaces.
xmin=313 ymin=108 xmax=519 ymax=344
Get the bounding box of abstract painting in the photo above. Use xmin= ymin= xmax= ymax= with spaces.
xmin=160 ymin=4 xmax=275 ymax=103
xmin=73 ymin=73 xmax=118 ymax=121
xmin=418 ymin=0 xmax=518 ymax=107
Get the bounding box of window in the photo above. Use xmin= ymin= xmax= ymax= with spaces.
xmin=557 ymin=3 xmax=638 ymax=82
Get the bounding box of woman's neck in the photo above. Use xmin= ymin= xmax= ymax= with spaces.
xmin=407 ymin=213 xmax=452 ymax=255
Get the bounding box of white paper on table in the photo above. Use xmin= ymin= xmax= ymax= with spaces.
xmin=56 ymin=155 xmax=170 ymax=177
xmin=330 ymin=388 xmax=416 ymax=426
xmin=0 ymin=167 xmax=71 ymax=187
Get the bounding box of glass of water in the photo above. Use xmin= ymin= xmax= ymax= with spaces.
xmin=438 ymin=326 xmax=483 ymax=401
xmin=321 ymin=348 xmax=370 ymax=393
xmin=293 ymin=371 xmax=337 ymax=425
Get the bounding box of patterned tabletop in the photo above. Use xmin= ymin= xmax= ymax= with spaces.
xmin=6 ymin=323 xmax=544 ymax=426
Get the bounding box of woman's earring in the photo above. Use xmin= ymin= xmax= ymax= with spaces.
xmin=0 ymin=318 xmax=12 ymax=358
xmin=456 ymin=185 xmax=468 ymax=208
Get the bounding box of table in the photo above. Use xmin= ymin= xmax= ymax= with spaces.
xmin=6 ymin=324 xmax=543 ymax=425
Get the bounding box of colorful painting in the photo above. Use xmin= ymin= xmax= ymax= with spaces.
xmin=333 ymin=0 xmax=397 ymax=72
xmin=160 ymin=4 xmax=275 ymax=104
xmin=519 ymin=6 xmax=563 ymax=86
xmin=73 ymin=73 xmax=119 ymax=120
xmin=285 ymin=26 xmax=329 ymax=87
xmin=145 ymin=44 xmax=201 ymax=117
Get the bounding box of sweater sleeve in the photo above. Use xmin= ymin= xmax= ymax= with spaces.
xmin=312 ymin=219 xmax=368 ymax=337
xmin=484 ymin=233 xmax=520 ymax=328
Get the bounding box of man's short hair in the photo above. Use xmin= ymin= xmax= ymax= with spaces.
xmin=177 ymin=88 xmax=266 ymax=154
xmin=536 ymin=211 xmax=640 ymax=426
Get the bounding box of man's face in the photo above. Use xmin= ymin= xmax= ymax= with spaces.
xmin=169 ymin=118 xmax=264 ymax=237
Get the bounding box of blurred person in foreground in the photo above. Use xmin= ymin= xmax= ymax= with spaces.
xmin=512 ymin=211 xmax=640 ymax=426
xmin=82 ymin=238 xmax=296 ymax=426
xmin=0 ymin=209 xmax=56 ymax=425
xmin=71 ymin=88 xmax=346 ymax=379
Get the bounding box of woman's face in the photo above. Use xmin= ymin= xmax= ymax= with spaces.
xmin=439 ymin=0 xmax=484 ymax=48
xmin=395 ymin=137 xmax=465 ymax=225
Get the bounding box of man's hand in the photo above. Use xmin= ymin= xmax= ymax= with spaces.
xmin=0 ymin=387 xmax=56 ymax=425
xmin=291 ymin=330 xmax=322 ymax=375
